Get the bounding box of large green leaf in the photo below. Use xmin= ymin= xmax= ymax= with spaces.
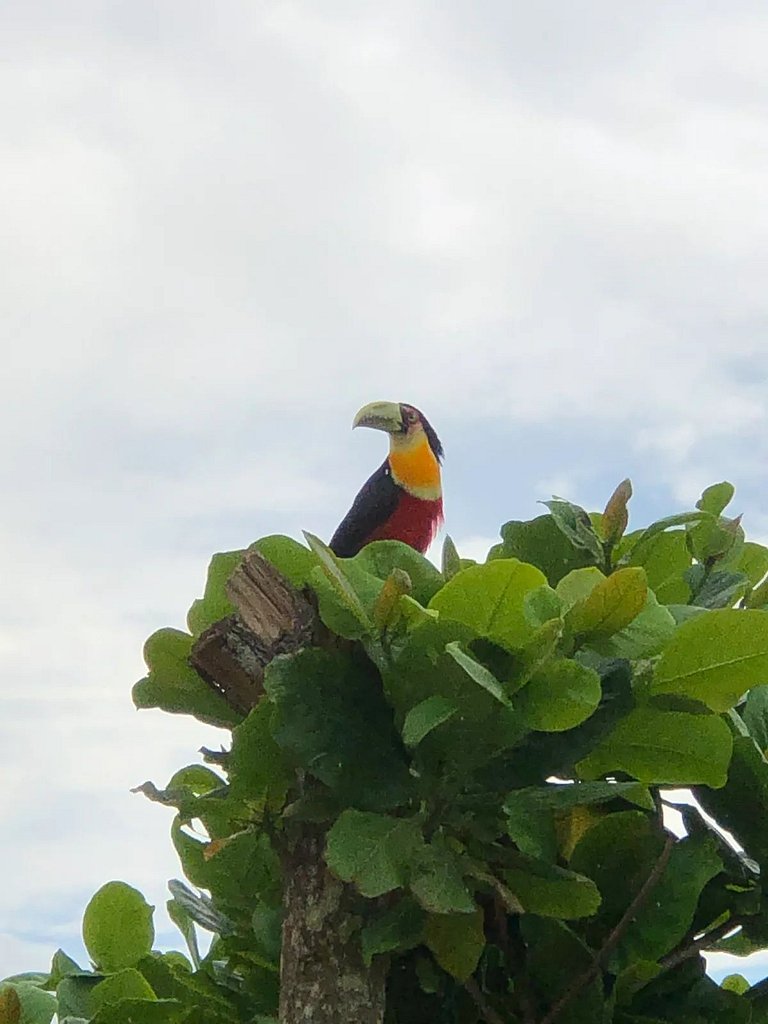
xmin=503 ymin=857 xmax=601 ymax=919
xmin=629 ymin=530 xmax=691 ymax=604
xmin=360 ymin=898 xmax=426 ymax=965
xmin=499 ymin=514 xmax=594 ymax=584
xmin=228 ymin=700 xmax=291 ymax=810
xmin=133 ymin=628 xmax=241 ymax=728
xmin=401 ymin=696 xmax=458 ymax=748
xmin=325 ymin=810 xmax=423 ymax=897
xmin=697 ymin=481 xmax=735 ymax=515
xmin=514 ymin=659 xmax=601 ymax=732
xmin=577 ymin=706 xmax=732 ymax=787
xmin=695 ymin=733 xmax=768 ymax=864
xmin=742 ymin=685 xmax=768 ymax=754
xmin=590 ymin=590 xmax=677 ymax=660
xmin=423 ymin=910 xmax=485 ymax=981
xmin=82 ymin=882 xmax=155 ymax=973
xmin=265 ymin=648 xmax=411 ymax=810
xmin=428 ymin=559 xmax=547 ymax=649
xmin=303 ymin=531 xmax=374 ymax=638
xmin=251 ymin=535 xmax=318 ymax=587
xmin=346 ymin=540 xmax=444 ymax=605
xmin=652 ymin=609 xmax=768 ymax=711
xmin=0 ymin=983 xmax=56 ymax=1024
xmin=409 ymin=835 xmax=475 ymax=914
xmin=738 ymin=541 xmax=768 ymax=588
xmin=566 ymin=568 xmax=647 ymax=640
xmin=90 ymin=970 xmax=156 ymax=1013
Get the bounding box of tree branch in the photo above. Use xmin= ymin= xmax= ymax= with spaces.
xmin=538 ymin=833 xmax=675 ymax=1024
xmin=658 ymin=915 xmax=745 ymax=973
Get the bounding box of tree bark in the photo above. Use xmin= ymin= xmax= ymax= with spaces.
xmin=189 ymin=550 xmax=386 ymax=1024
xmin=280 ymin=829 xmax=387 ymax=1024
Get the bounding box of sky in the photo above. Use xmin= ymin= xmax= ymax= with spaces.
xmin=2 ymin=0 xmax=768 ymax=984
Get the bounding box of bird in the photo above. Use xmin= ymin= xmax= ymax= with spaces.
xmin=330 ymin=401 xmax=444 ymax=557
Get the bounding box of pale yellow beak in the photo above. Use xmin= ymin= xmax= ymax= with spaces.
xmin=352 ymin=401 xmax=404 ymax=434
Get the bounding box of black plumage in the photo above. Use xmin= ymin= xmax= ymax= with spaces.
xmin=329 ymin=461 xmax=400 ymax=557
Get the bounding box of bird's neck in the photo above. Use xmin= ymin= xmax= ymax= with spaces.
xmin=388 ymin=433 xmax=442 ymax=500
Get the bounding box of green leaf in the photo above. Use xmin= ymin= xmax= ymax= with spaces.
xmin=689 ymin=568 xmax=749 ymax=609
xmin=742 ymin=685 xmax=768 ymax=754
xmin=695 ymin=733 xmax=768 ymax=864
xmin=91 ymin=970 xmax=156 ymax=1013
xmin=652 ymin=608 xmax=768 ymax=711
xmin=361 ymin=898 xmax=426 ymax=965
xmin=499 ymin=514 xmax=595 ymax=585
xmin=441 ymin=536 xmax=462 ymax=581
xmin=82 ymin=882 xmax=155 ymax=973
xmin=186 ymin=550 xmax=243 ymax=635
xmin=629 ymin=530 xmax=691 ymax=604
xmin=423 ymin=909 xmax=485 ymax=981
xmin=515 ymin=659 xmax=601 ymax=732
xmin=429 ymin=559 xmax=547 ymax=649
xmin=697 ymin=481 xmax=735 ymax=515
xmin=524 ymin=585 xmax=563 ymax=628
xmin=90 ymin=999 xmax=187 ymax=1024
xmin=55 ymin=977 xmax=101 ymax=1021
xmin=503 ymin=858 xmax=601 ymax=919
xmin=0 ymin=983 xmax=56 ymax=1024
xmin=590 ymin=590 xmax=677 ymax=660
xmin=228 ymin=699 xmax=291 ymax=810
xmin=444 ymin=642 xmax=514 ymax=708
xmin=402 ymin=696 xmax=458 ymax=748
xmin=566 ymin=568 xmax=647 ymax=639
xmin=325 ymin=810 xmax=423 ymax=897
xmin=577 ymin=706 xmax=732 ymax=787
xmin=265 ymin=648 xmax=411 ymax=809
xmin=251 ymin=535 xmax=317 ymax=587
xmin=738 ymin=541 xmax=768 ymax=587
xmin=133 ymin=628 xmax=241 ymax=728
xmin=348 ymin=540 xmax=444 ymax=605
xmin=542 ymin=497 xmax=605 ymax=561
xmin=556 ymin=567 xmax=604 ymax=612
xmin=303 ymin=531 xmax=373 ymax=635
xmin=601 ymin=478 xmax=633 ymax=545
xmin=308 ymin=563 xmax=376 ymax=640
xmin=410 ymin=835 xmax=475 ymax=914
xmin=721 ymin=974 xmax=750 ymax=995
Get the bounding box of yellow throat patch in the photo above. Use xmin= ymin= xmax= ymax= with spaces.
xmin=388 ymin=433 xmax=442 ymax=499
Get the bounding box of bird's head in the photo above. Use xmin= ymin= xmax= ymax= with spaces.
xmin=352 ymin=401 xmax=443 ymax=498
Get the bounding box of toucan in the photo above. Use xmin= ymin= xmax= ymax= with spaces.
xmin=330 ymin=401 xmax=444 ymax=557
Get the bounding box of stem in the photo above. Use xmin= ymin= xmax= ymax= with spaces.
xmin=659 ymin=916 xmax=745 ymax=973
xmin=538 ymin=833 xmax=675 ymax=1024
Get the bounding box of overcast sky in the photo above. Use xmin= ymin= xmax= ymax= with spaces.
xmin=3 ymin=0 xmax=768 ymax=982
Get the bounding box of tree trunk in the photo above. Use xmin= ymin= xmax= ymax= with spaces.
xmin=280 ymin=829 xmax=386 ymax=1024
xmin=189 ymin=550 xmax=386 ymax=1024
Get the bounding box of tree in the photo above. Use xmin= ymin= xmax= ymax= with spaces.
xmin=5 ymin=479 xmax=768 ymax=1023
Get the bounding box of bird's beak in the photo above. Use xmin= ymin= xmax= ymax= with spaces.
xmin=352 ymin=401 xmax=404 ymax=434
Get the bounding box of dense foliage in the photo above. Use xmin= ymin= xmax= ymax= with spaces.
xmin=6 ymin=480 xmax=768 ymax=1022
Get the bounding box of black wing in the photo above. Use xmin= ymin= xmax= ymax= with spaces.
xmin=329 ymin=460 xmax=401 ymax=557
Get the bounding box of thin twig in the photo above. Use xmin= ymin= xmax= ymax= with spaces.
xmin=659 ymin=915 xmax=745 ymax=973
xmin=464 ymin=977 xmax=507 ymax=1024
xmin=538 ymin=833 xmax=675 ymax=1024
